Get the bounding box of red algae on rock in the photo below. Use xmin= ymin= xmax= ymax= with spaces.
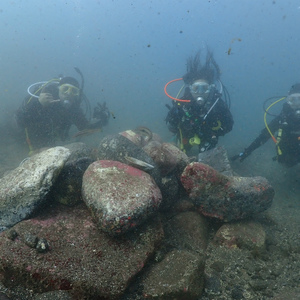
xmin=0 ymin=203 xmax=164 ymax=299
xmin=181 ymin=162 xmax=274 ymax=222
xmin=82 ymin=160 xmax=162 ymax=235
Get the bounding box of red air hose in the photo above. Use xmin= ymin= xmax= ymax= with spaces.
xmin=164 ymin=78 xmax=191 ymax=103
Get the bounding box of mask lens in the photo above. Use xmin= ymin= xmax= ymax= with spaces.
xmin=190 ymin=82 xmax=209 ymax=95
xmin=59 ymin=84 xmax=80 ymax=97
xmin=287 ymin=94 xmax=300 ymax=110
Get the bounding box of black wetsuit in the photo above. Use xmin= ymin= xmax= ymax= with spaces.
xmin=243 ymin=102 xmax=300 ymax=167
xmin=165 ymin=87 xmax=234 ymax=153
xmin=15 ymin=83 xmax=107 ymax=149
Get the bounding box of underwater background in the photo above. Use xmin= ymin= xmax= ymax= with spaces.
xmin=0 ymin=1 xmax=300 ymax=298
xmin=1 ymin=0 xmax=300 ymax=145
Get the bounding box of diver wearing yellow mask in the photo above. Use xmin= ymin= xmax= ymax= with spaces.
xmin=14 ymin=73 xmax=110 ymax=153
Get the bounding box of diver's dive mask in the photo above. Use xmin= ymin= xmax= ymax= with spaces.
xmin=59 ymin=84 xmax=80 ymax=97
xmin=189 ymin=81 xmax=210 ymax=105
xmin=287 ymin=93 xmax=300 ymax=118
xmin=190 ymin=81 xmax=210 ymax=95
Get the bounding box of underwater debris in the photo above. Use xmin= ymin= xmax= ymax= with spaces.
xmin=125 ymin=156 xmax=154 ymax=171
xmin=226 ymin=37 xmax=242 ymax=55
xmin=72 ymin=127 xmax=102 ymax=138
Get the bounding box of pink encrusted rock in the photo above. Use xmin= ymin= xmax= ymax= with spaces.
xmin=0 ymin=204 xmax=164 ymax=299
xmin=82 ymin=160 xmax=162 ymax=235
xmin=181 ymin=162 xmax=274 ymax=222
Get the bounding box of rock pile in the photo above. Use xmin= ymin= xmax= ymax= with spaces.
xmin=0 ymin=130 xmax=275 ymax=299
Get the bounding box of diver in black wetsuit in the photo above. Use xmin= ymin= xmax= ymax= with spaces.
xmin=165 ymin=50 xmax=233 ymax=155
xmin=14 ymin=70 xmax=110 ymax=153
xmin=232 ymin=83 xmax=300 ymax=167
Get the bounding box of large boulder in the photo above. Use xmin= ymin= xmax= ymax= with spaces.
xmin=0 ymin=147 xmax=71 ymax=232
xmin=82 ymin=160 xmax=162 ymax=235
xmin=181 ymin=162 xmax=274 ymax=222
xmin=0 ymin=204 xmax=164 ymax=299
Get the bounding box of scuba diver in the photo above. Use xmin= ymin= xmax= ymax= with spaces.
xmin=232 ymin=83 xmax=300 ymax=167
xmin=165 ymin=49 xmax=234 ymax=155
xmin=14 ymin=67 xmax=110 ymax=154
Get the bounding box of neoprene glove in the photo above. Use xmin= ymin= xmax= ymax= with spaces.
xmin=93 ymin=102 xmax=110 ymax=124
xmin=239 ymin=151 xmax=249 ymax=162
xmin=231 ymin=150 xmax=249 ymax=162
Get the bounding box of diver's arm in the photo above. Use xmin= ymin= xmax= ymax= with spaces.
xmin=91 ymin=102 xmax=110 ymax=128
xmin=237 ymin=116 xmax=281 ymax=161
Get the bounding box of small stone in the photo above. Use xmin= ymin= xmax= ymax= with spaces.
xmin=24 ymin=233 xmax=38 ymax=248
xmin=205 ymin=274 xmax=222 ymax=294
xmin=210 ymin=260 xmax=225 ymax=272
xmin=36 ymin=238 xmax=50 ymax=253
xmin=34 ymin=290 xmax=73 ymax=299
xmin=231 ymin=286 xmax=244 ymax=299
xmin=6 ymin=229 xmax=18 ymax=240
xmin=250 ymin=280 xmax=268 ymax=291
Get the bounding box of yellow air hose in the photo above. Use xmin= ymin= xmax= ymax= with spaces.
xmin=264 ymin=97 xmax=286 ymax=154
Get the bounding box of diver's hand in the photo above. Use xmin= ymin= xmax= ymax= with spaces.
xmin=93 ymin=102 xmax=109 ymax=119
xmin=93 ymin=102 xmax=110 ymax=128
xmin=39 ymin=93 xmax=60 ymax=107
